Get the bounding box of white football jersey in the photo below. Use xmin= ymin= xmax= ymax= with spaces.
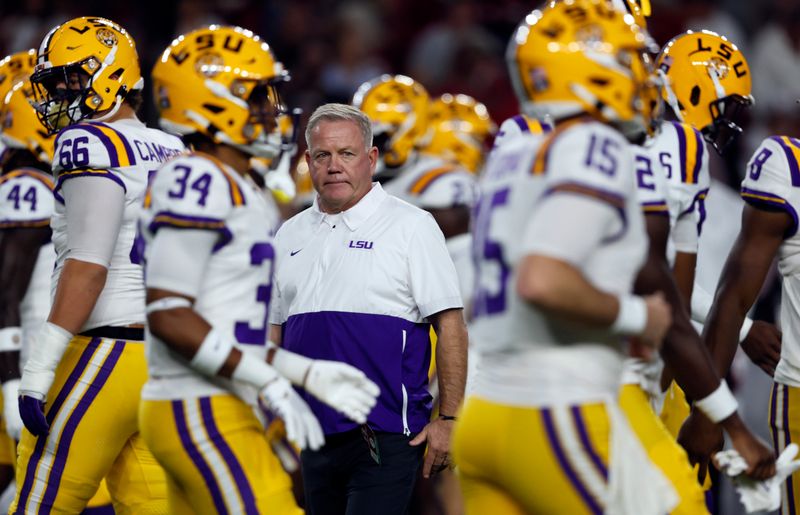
xmin=470 ymin=119 xmax=647 ymax=405
xmin=0 ymin=168 xmax=56 ymax=363
xmin=383 ymin=153 xmax=478 ymax=209
xmin=140 ymin=153 xmax=279 ymax=401
xmin=51 ymin=118 xmax=184 ymax=330
xmin=647 ymin=120 xmax=711 ymax=254
xmin=740 ymin=136 xmax=800 ymax=386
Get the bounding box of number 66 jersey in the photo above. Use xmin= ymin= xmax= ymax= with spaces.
xmin=139 ymin=152 xmax=278 ymax=401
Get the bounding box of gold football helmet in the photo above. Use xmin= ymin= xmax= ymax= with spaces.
xmin=0 ymin=49 xmax=37 ymax=106
xmin=352 ymin=74 xmax=431 ymax=168
xmin=153 ymin=25 xmax=290 ymax=158
xmin=423 ymin=94 xmax=496 ymax=173
xmin=30 ymin=17 xmax=143 ymax=133
xmin=1 ymin=80 xmax=54 ymax=164
xmin=611 ymin=0 xmax=651 ymax=29
xmin=507 ymin=0 xmax=651 ymax=138
xmin=657 ymin=30 xmax=752 ymax=153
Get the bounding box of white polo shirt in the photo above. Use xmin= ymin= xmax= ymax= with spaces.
xmin=270 ymin=182 xmax=463 ymax=435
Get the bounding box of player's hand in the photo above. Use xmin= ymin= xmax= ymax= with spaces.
xmin=2 ymin=379 xmax=24 ymax=440
xmin=258 ymin=377 xmax=324 ymax=451
xmin=677 ymin=409 xmax=724 ymax=484
xmin=410 ymin=417 xmax=454 ymax=479
xmin=724 ymin=415 xmax=776 ymax=481
xmin=740 ymin=321 xmax=781 ymax=377
xmin=640 ymin=292 xmax=672 ymax=349
xmin=304 ymin=361 xmax=380 ymax=424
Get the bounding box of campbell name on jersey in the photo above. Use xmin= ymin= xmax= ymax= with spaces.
xmin=50 ymin=118 xmax=184 ymax=330
xmin=471 ymin=119 xmax=646 ymax=355
xmin=741 ymin=136 xmax=800 ymax=386
xmin=141 ymin=153 xmax=279 ymax=401
xmin=0 ymin=168 xmax=56 ymax=362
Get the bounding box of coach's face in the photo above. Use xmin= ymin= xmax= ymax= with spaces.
xmin=306 ymin=119 xmax=378 ymax=214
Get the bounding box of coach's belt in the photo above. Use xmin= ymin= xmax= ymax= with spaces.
xmin=79 ymin=326 xmax=145 ymax=341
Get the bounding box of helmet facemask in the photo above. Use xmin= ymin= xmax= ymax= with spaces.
xmin=30 ymin=63 xmax=95 ymax=133
xmin=704 ymin=93 xmax=751 ymax=154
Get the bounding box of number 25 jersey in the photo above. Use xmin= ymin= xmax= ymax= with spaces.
xmin=140 ymin=153 xmax=278 ymax=400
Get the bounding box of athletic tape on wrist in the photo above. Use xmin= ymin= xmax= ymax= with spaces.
xmin=611 ymin=295 xmax=647 ymax=335
xmin=0 ymin=327 xmax=22 ymax=352
xmin=694 ymin=381 xmax=738 ymax=423
xmin=232 ymin=353 xmax=280 ymax=389
xmin=189 ymin=328 xmax=233 ymax=376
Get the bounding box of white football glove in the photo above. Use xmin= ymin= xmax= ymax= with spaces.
xmin=19 ymin=322 xmax=72 ymax=401
xmin=258 ymin=377 xmax=324 ymax=451
xmin=1 ymin=379 xmax=22 ymax=440
xmin=715 ymin=443 xmax=800 ymax=513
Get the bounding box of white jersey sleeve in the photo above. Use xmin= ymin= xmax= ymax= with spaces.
xmin=145 ymin=155 xmax=242 ymax=249
xmin=493 ymin=114 xmax=553 ymax=148
xmin=407 ymin=165 xmax=478 ymax=209
xmin=740 ymin=136 xmax=800 ymax=237
xmin=52 ymin=123 xmax=136 ymax=192
xmin=0 ymin=170 xmax=54 ymax=228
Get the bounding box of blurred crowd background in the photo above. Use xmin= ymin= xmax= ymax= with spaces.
xmin=4 ymin=0 xmax=800 ymax=189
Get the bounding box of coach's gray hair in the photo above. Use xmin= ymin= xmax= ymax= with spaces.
xmin=305 ymin=103 xmax=373 ymax=150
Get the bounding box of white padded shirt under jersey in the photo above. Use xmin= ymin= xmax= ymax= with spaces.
xmin=469 ymin=119 xmax=648 ymax=406
xmin=740 ymin=136 xmax=800 ymax=386
xmin=50 ymin=117 xmax=184 ymax=331
xmin=140 ymin=153 xmax=279 ymax=401
xmin=0 ymin=168 xmax=56 ymax=364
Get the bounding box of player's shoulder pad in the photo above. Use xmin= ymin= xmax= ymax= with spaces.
xmin=662 ymin=121 xmax=707 ymax=186
xmin=407 ymin=161 xmax=477 ymax=208
xmin=494 ymin=114 xmax=553 ymax=148
xmin=146 ymin=152 xmax=245 ymax=223
xmin=0 ymin=168 xmax=55 ymax=226
xmin=52 ymin=121 xmax=139 ymax=173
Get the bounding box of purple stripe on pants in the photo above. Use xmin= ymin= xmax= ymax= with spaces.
xmin=172 ymin=400 xmax=229 ymax=515
xmin=783 ymin=385 xmax=797 ymax=515
xmin=40 ymin=340 xmax=125 ymax=513
xmin=541 ymin=408 xmax=603 ymax=515
xmin=16 ymin=338 xmax=100 ymax=511
xmin=570 ymin=406 xmax=608 ymax=480
xmin=199 ymin=397 xmax=258 ymax=514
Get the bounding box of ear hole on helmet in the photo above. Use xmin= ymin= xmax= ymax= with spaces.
xmin=589 ymin=77 xmax=609 ymax=86
xmin=690 ymin=86 xmax=701 ymax=106
xmin=202 ymin=103 xmax=224 ymax=114
xmin=110 ymin=68 xmax=124 ymax=80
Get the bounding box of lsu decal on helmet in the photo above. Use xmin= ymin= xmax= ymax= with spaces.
xmin=657 ymin=30 xmax=752 ymax=153
xmin=0 ymin=49 xmax=37 ymax=104
xmin=30 ymin=17 xmax=143 ymax=134
xmin=507 ymin=0 xmax=652 ymax=139
xmin=352 ymin=74 xmax=431 ymax=168
xmin=1 ymin=80 xmax=54 ymax=164
xmin=423 ymin=94 xmax=496 ymax=173
xmin=153 ymin=25 xmax=290 ymax=158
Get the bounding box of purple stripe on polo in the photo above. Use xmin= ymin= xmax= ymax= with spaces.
xmin=741 ymin=187 xmax=799 ymax=238
xmin=173 ymin=400 xmax=229 ymax=514
xmin=512 ymin=115 xmax=530 ymax=133
xmin=770 ymin=137 xmax=800 ymax=187
xmin=74 ymin=124 xmax=120 ymax=168
xmin=283 ymin=311 xmax=432 ymax=435
xmin=56 ymin=170 xmax=127 ymax=194
xmin=690 ymin=128 xmax=703 ymax=184
xmin=94 ymin=122 xmax=137 ymax=166
xmin=541 ymin=408 xmax=603 ymax=514
xmin=783 ymin=385 xmax=797 ymax=515
xmin=199 ymin=397 xmax=258 ymax=514
xmin=40 ymin=340 xmax=124 ymax=513
xmin=671 ymin=122 xmax=688 ymax=183
xmin=570 ymin=406 xmax=608 ymax=480
xmin=148 ymin=210 xmax=234 ymax=252
xmin=17 ymin=338 xmax=100 ymax=511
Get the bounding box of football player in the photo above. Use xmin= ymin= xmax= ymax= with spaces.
xmin=454 ymin=1 xmax=674 ymax=513
xmin=141 ymin=25 xmax=379 ymax=512
xmin=0 ymin=52 xmax=50 ymax=500
xmin=12 ymin=17 xmax=185 ymax=513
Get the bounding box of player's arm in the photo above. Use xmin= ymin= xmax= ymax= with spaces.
xmin=517 ymin=191 xmax=670 ymax=347
xmin=672 ymin=251 xmax=696 ymax=307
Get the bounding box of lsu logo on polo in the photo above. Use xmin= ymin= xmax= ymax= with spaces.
xmin=349 ymin=240 xmax=374 ymax=249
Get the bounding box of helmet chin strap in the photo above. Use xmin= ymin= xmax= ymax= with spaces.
xmin=92 ymin=94 xmax=123 ymax=122
xmin=658 ymin=69 xmax=684 ymax=123
xmin=707 ymin=66 xmax=728 ymax=108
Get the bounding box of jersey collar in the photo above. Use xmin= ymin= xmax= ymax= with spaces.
xmin=311 ymin=182 xmax=386 ymax=231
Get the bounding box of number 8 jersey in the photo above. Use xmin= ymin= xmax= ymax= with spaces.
xmin=139 ymin=152 xmax=279 ymax=401
xmin=51 ymin=118 xmax=184 ymax=329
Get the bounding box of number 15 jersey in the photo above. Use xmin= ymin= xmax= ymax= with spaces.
xmin=140 ymin=153 xmax=278 ymax=401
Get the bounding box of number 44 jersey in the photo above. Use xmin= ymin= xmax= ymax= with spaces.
xmin=139 ymin=152 xmax=278 ymax=401
xmin=470 ymin=119 xmax=647 ymax=371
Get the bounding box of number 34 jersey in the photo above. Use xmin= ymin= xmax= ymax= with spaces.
xmin=51 ymin=118 xmax=184 ymax=329
xmin=471 ymin=119 xmax=647 ymax=357
xmin=139 ymin=153 xmax=279 ymax=401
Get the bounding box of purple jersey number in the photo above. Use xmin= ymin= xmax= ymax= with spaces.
xmin=234 ymin=242 xmax=275 ymax=345
xmin=471 ymin=187 xmax=511 ymax=318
